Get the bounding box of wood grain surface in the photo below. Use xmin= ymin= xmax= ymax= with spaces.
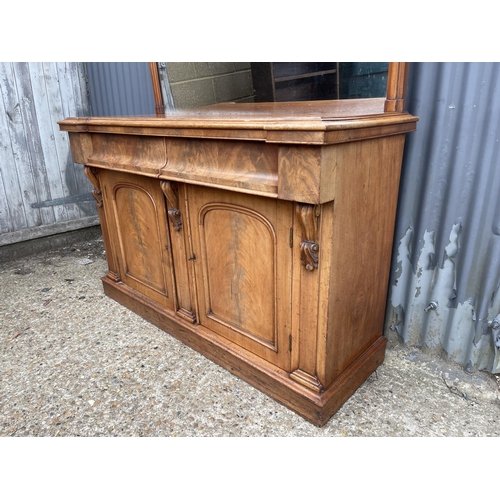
xmin=60 ymin=84 xmax=417 ymax=425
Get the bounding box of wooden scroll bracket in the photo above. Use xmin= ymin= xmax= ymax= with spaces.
xmin=84 ymin=166 xmax=103 ymax=207
xmin=159 ymin=180 xmax=197 ymax=324
xmin=296 ymin=203 xmax=320 ymax=271
xmin=160 ymin=181 xmax=183 ymax=231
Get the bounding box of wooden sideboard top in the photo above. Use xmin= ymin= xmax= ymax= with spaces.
xmin=58 ymin=99 xmax=418 ymax=145
xmin=59 ymin=99 xmax=418 ymax=203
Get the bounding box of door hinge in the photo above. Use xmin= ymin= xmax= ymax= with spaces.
xmin=289 ymin=228 xmax=293 ymax=248
xmin=289 ymin=334 xmax=292 ymax=352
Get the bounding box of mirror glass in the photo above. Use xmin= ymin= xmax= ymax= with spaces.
xmin=251 ymin=62 xmax=389 ymax=102
xmin=164 ymin=62 xmax=389 ymax=110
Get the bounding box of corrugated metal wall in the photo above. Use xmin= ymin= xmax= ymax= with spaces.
xmin=386 ymin=62 xmax=500 ymax=374
xmin=86 ymin=62 xmax=156 ymax=116
xmin=0 ymin=62 xmax=97 ymax=246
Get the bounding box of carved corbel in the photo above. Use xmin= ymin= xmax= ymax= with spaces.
xmin=84 ymin=166 xmax=103 ymax=207
xmin=160 ymin=181 xmax=182 ymax=231
xmin=296 ymin=203 xmax=320 ymax=271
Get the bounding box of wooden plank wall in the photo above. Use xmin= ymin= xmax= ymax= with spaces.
xmin=0 ymin=62 xmax=98 ymax=246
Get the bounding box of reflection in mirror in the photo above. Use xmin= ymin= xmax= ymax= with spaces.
xmin=251 ymin=62 xmax=340 ymax=102
xmin=251 ymin=62 xmax=389 ymax=102
xmin=338 ymin=62 xmax=389 ymax=100
xmin=162 ymin=62 xmax=390 ymax=110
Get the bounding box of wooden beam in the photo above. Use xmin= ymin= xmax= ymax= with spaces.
xmin=0 ymin=216 xmax=100 ymax=246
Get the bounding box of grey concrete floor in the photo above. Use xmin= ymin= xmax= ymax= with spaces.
xmin=1 ymin=230 xmax=499 ymax=437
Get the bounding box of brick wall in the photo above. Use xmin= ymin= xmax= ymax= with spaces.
xmin=165 ymin=63 xmax=255 ymax=109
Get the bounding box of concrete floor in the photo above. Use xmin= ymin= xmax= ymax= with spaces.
xmin=1 ymin=229 xmax=499 ymax=437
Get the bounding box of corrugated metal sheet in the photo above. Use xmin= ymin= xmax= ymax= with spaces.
xmin=386 ymin=62 xmax=500 ymax=374
xmin=0 ymin=62 xmax=97 ymax=246
xmin=86 ymin=62 xmax=156 ymax=116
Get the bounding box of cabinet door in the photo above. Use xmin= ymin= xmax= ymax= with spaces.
xmin=100 ymin=170 xmax=176 ymax=311
xmin=187 ymin=185 xmax=292 ymax=370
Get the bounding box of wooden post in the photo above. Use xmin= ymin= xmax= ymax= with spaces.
xmin=385 ymin=62 xmax=409 ymax=112
xmin=149 ymin=62 xmax=165 ymax=116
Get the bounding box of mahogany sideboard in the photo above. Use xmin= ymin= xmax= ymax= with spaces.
xmin=59 ymin=98 xmax=417 ymax=426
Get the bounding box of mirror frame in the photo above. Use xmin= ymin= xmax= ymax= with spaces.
xmin=384 ymin=62 xmax=409 ymax=112
xmin=149 ymin=62 xmax=410 ymax=116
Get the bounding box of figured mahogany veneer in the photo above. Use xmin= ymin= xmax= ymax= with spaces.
xmin=59 ymin=98 xmax=417 ymax=426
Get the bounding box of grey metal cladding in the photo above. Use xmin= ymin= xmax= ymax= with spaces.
xmin=387 ymin=62 xmax=500 ymax=374
xmin=86 ymin=62 xmax=156 ymax=117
